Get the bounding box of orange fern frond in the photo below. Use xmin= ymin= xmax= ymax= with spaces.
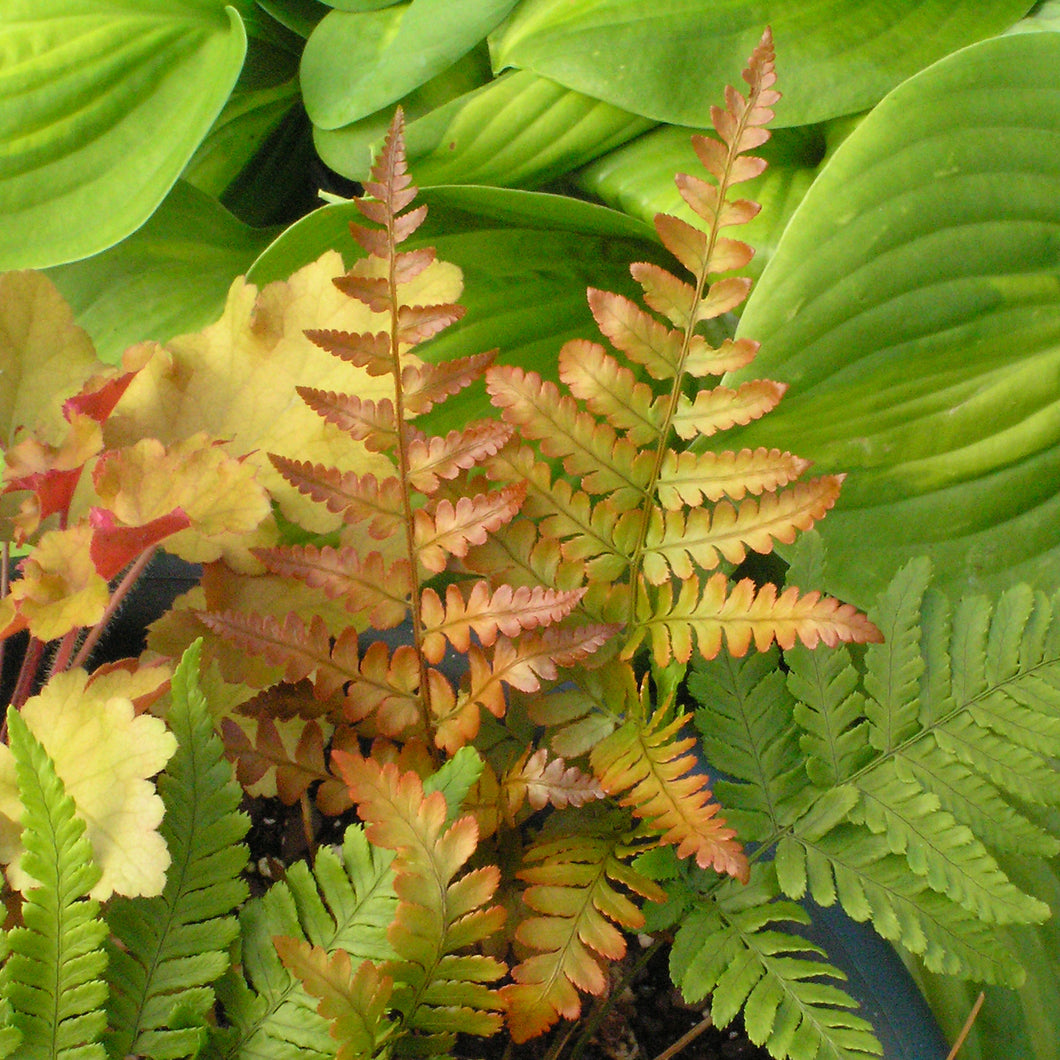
xmin=401 ymin=350 xmax=498 ymax=415
xmin=656 ymin=447 xmax=812 ymax=507
xmin=333 ymin=752 xmax=507 ymax=1048
xmin=641 ymin=475 xmax=845 ymax=583
xmin=254 ymin=545 xmax=411 ymax=628
xmin=199 ymin=610 xmax=357 ymax=700
xmin=268 ymin=457 xmax=405 ymax=536
xmin=503 ymin=748 xmax=604 ymax=819
xmin=222 ymin=714 xmax=330 ymax=805
xmin=406 ymin=422 xmax=512 ymax=493
xmin=590 ymin=706 xmax=748 ymax=881
xmin=294 ymin=388 xmax=397 ymax=451
xmin=342 ymin=640 xmax=421 ymax=733
xmin=634 ymin=573 xmax=884 ymax=665
xmin=670 ymin=379 xmax=786 ymax=440
xmin=302 ymin=329 xmax=392 ymax=377
xmin=412 ymin=484 xmax=526 ymax=573
xmin=274 ymin=939 xmax=397 ymax=1060
xmin=502 ymin=820 xmax=664 ymax=1041
xmin=419 ymin=580 xmax=586 ymax=664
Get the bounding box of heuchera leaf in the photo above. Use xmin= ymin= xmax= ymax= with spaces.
xmin=0 ymin=669 xmax=176 ymax=899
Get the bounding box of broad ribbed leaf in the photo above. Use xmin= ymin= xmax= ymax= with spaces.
xmin=1 ymin=1 xmax=247 ymax=268
xmin=731 ymin=30 xmax=1060 ymax=604
xmin=491 ymin=0 xmax=1029 ymax=127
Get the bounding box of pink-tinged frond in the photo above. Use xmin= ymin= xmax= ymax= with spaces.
xmin=674 ymin=172 xmax=760 ymax=230
xmin=343 ymin=642 xmax=423 ymax=738
xmin=295 ymin=387 xmax=397 ymax=450
xmin=199 ymin=610 xmax=356 ymax=700
xmin=642 ymin=475 xmax=845 ymax=583
xmin=332 ymin=270 xmax=390 ymax=312
xmin=558 ymin=339 xmax=663 ymax=446
xmin=708 ymin=236 xmax=755 ymax=273
xmin=656 ymin=447 xmax=811 ymax=508
xmin=304 ymin=329 xmax=392 ymax=377
xmin=504 ymin=748 xmax=604 ymax=817
xmin=396 ymin=303 xmax=464 ymax=345
xmin=671 ymin=379 xmax=785 ymax=439
xmin=407 ymin=422 xmax=513 ymax=493
xmin=222 ymin=715 xmax=330 ymax=805
xmin=413 ymin=483 xmax=526 ymax=573
xmin=590 ymin=709 xmax=748 ymax=881
xmin=360 ymin=109 xmax=417 ymax=214
xmin=391 ymin=246 xmax=436 ymax=284
xmin=586 ymin=287 xmax=684 ymax=380
xmin=346 ymin=221 xmax=389 ymax=259
xmin=254 ymin=545 xmax=411 ymax=628
xmin=636 ymin=572 xmax=883 ymax=666
xmin=268 ymin=457 xmax=403 ymax=536
xmin=402 ymin=349 xmax=498 ymax=416
xmin=419 ymin=581 xmax=585 ymax=663
xmin=628 ymin=262 xmax=697 ymax=330
xmin=486 ymin=366 xmax=652 ymax=505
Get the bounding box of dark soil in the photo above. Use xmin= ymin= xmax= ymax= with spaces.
xmin=244 ymin=796 xmax=772 ymax=1060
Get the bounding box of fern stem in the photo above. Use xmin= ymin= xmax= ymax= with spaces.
xmin=945 ymin=991 xmax=985 ymax=1060
xmin=651 ymin=1012 xmax=715 ymax=1060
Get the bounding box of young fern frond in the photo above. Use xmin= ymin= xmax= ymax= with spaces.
xmin=211 ymin=824 xmax=399 ymax=1059
xmin=201 ymin=109 xmax=600 ymax=761
xmin=483 ymin=28 xmax=879 ymax=886
xmin=104 ymin=641 xmax=249 ymax=1060
xmin=501 ymin=811 xmax=665 ymax=1043
xmin=1 ymin=708 xmax=108 ymax=1060
xmin=332 ymin=751 xmax=507 ymax=1055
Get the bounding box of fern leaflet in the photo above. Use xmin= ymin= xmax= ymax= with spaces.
xmin=105 ymin=640 xmax=250 ymax=1059
xmin=1 ymin=708 xmax=108 ymax=1060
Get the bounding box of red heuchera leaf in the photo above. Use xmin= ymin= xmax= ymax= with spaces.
xmin=62 ymin=369 xmax=138 ymax=424
xmin=87 ymin=506 xmax=191 ymax=580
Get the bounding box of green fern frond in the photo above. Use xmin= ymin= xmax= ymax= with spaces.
xmin=669 ymin=870 xmax=881 ymax=1060
xmin=105 ymin=641 xmax=250 ymax=1059
xmin=1 ymin=707 xmax=108 ymax=1060
xmin=691 ymin=547 xmax=1060 ymax=997
xmin=210 ymin=824 xmax=398 ymax=1059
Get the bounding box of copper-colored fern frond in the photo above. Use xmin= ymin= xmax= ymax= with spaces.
xmin=501 ymin=820 xmax=665 ymax=1042
xmin=590 ymin=706 xmax=748 ymax=881
xmin=332 ymin=752 xmax=507 ymax=1051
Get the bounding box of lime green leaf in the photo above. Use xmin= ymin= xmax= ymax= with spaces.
xmin=2 ymin=708 xmax=108 ymax=1060
xmin=301 ymin=0 xmax=519 ymax=130
xmin=394 ymin=70 xmax=653 ymax=189
xmin=0 ymin=0 xmax=247 ymax=269
xmin=490 ymin=0 xmax=1031 ymax=128
xmin=0 ymin=670 xmax=177 ymax=899
xmin=730 ymin=30 xmax=1060 ymax=605
xmin=46 ymin=181 xmax=277 ymax=365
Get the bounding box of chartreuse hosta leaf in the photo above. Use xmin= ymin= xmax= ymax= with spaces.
xmin=0 ymin=1 xmax=247 ymax=269
xmin=1 ymin=708 xmax=109 ymax=1059
xmin=490 ymin=0 xmax=1030 ymax=128
xmin=729 ymin=29 xmax=1060 ymax=605
xmin=104 ymin=641 xmax=249 ymax=1059
xmin=300 ymin=0 xmax=519 ymax=130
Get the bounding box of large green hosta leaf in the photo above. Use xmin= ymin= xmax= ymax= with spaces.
xmin=727 ymin=30 xmax=1060 ymax=606
xmin=0 ymin=0 xmax=247 ymax=270
xmin=490 ymin=0 xmax=1031 ymax=128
